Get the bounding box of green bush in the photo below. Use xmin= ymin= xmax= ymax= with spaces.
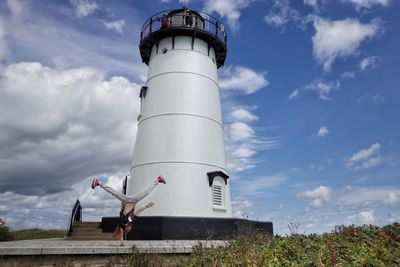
xmin=0 ymin=225 xmax=14 ymax=241
xmin=179 ymin=223 xmax=400 ymax=267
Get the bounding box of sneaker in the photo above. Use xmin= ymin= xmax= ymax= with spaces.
xmin=157 ymin=175 xmax=166 ymax=184
xmin=91 ymin=178 xmax=101 ymax=189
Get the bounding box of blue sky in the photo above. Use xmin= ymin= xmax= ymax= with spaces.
xmin=0 ymin=0 xmax=399 ymax=235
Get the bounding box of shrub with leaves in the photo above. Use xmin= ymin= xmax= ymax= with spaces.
xmin=0 ymin=225 xmax=14 ymax=241
xmin=179 ymin=223 xmax=400 ymax=267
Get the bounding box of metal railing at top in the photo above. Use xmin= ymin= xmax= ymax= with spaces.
xmin=140 ymin=9 xmax=227 ymax=45
xmin=67 ymin=199 xmax=82 ymax=236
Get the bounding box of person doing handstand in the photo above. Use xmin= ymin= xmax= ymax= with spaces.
xmin=91 ymin=175 xmax=166 ymax=246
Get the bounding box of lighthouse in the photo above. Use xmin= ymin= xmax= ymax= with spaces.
xmin=100 ymin=7 xmax=273 ymax=239
xmin=127 ymin=7 xmax=232 ymax=218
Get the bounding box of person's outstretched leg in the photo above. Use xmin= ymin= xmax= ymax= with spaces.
xmin=91 ymin=176 xmax=166 ymax=204
xmin=91 ymin=178 xmax=131 ymax=203
xmin=128 ymin=175 xmax=166 ymax=204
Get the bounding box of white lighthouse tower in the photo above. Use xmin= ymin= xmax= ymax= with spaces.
xmin=127 ymin=8 xmax=232 ymax=219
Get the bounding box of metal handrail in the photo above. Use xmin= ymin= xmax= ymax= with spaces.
xmin=67 ymin=199 xmax=82 ymax=236
xmin=140 ymin=9 xmax=227 ymax=45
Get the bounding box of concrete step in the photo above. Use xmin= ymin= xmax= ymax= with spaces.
xmin=74 ymin=222 xmax=101 ymax=228
xmin=66 ymin=234 xmax=114 ymax=240
xmin=71 ymin=228 xmax=104 ymax=234
xmin=65 ymin=221 xmax=114 ymax=241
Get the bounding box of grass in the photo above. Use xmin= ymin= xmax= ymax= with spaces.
xmin=1 ymin=227 xmax=66 ymax=241
xmin=113 ymin=223 xmax=400 ymax=267
xmin=2 ymin=223 xmax=399 ymax=266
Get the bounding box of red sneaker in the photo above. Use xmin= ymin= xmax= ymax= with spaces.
xmin=91 ymin=178 xmax=101 ymax=189
xmin=157 ymin=175 xmax=166 ymax=184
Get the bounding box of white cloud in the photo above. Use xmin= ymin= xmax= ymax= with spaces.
xmin=305 ymin=80 xmax=339 ymax=100
xmin=288 ymin=89 xmax=299 ymax=99
xmin=6 ymin=0 xmax=28 ymax=18
xmin=224 ymin=107 xmax=279 ymax=173
xmin=357 ymin=93 xmax=385 ymax=104
xmin=0 ymin=173 xmax=127 ymax=230
xmin=232 ymin=197 xmax=253 ymax=217
xmin=237 ymin=176 xmax=286 ymax=195
xmin=230 ymin=108 xmax=258 ymax=122
xmin=298 ymin=185 xmax=331 ymax=208
xmin=229 ymin=122 xmax=254 ymax=141
xmin=338 ymin=187 xmax=400 ymax=207
xmin=232 ymin=146 xmax=256 ymax=158
xmin=2 ymin=8 xmax=144 ymax=80
xmin=70 ymin=0 xmax=99 ymax=18
xmin=312 ymin=17 xmax=381 ymax=71
xmin=317 ymin=126 xmax=329 ymax=137
xmin=101 ymin=19 xmax=126 ymax=34
xmin=348 ymin=210 xmax=375 ymax=224
xmin=342 ymin=71 xmax=355 ymax=79
xmin=0 ymin=17 xmax=7 ymax=61
xmin=203 ymin=0 xmax=253 ymax=31
xmin=219 ymin=66 xmax=268 ymax=95
xmin=359 ymin=56 xmax=381 ymax=70
xmin=345 ymin=143 xmax=382 ymax=170
xmin=264 ymin=0 xmax=304 ymax=29
xmin=342 ymin=0 xmax=390 ymax=9
xmin=304 ymin=0 xmax=318 ymax=8
xmin=0 ymin=62 xmax=140 ymax=195
xmin=388 ymin=213 xmax=400 ymax=223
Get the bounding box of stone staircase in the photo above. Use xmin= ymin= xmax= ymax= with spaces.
xmin=66 ymin=221 xmax=114 ymax=240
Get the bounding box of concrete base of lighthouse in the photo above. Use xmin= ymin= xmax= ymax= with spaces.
xmin=101 ymin=216 xmax=273 ymax=240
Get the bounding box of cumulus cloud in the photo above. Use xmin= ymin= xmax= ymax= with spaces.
xmin=348 ymin=210 xmax=375 ymax=224
xmin=298 ymin=185 xmax=332 ymax=208
xmin=230 ymin=108 xmax=258 ymax=122
xmin=312 ymin=17 xmax=381 ymax=71
xmin=1 ymin=4 xmax=143 ymax=81
xmin=101 ymin=19 xmax=126 ymax=34
xmin=0 ymin=62 xmax=140 ymax=195
xmin=225 ymin=107 xmax=279 ymax=172
xmin=338 ymin=186 xmax=400 ymax=207
xmin=6 ymin=0 xmax=28 ymax=18
xmin=203 ymin=0 xmax=253 ymax=31
xmin=305 ymin=80 xmax=340 ymax=100
xmin=70 ymin=0 xmax=99 ymax=18
xmin=264 ymin=0 xmax=305 ymax=30
xmin=231 ymin=197 xmax=253 ymax=217
xmin=304 ymin=0 xmax=318 ymax=8
xmin=219 ymin=66 xmax=268 ymax=95
xmin=0 ymin=17 xmax=7 ymax=61
xmin=342 ymin=0 xmax=390 ymax=9
xmin=229 ymin=122 xmax=255 ymax=141
xmin=359 ymin=56 xmax=381 ymax=71
xmin=288 ymin=89 xmax=300 ymax=99
xmin=345 ymin=143 xmax=382 ymax=170
xmin=0 ymin=173 xmax=126 ymax=230
xmin=317 ymin=126 xmax=329 ymax=137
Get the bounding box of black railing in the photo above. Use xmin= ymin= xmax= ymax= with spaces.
xmin=140 ymin=9 xmax=227 ymax=45
xmin=67 ymin=199 xmax=82 ymax=236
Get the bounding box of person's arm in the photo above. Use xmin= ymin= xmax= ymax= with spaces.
xmin=134 ymin=202 xmax=154 ymax=216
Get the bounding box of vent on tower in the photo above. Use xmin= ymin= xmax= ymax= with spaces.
xmin=211 ymin=176 xmax=225 ymax=208
xmin=212 ymin=183 xmax=223 ymax=206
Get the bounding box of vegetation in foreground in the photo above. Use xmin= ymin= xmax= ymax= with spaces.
xmin=0 ymin=226 xmax=66 ymax=241
xmin=1 ymin=223 xmax=399 ymax=266
xmin=114 ymin=223 xmax=400 ymax=267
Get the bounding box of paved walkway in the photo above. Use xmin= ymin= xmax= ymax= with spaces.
xmin=0 ymin=238 xmax=228 ymax=255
